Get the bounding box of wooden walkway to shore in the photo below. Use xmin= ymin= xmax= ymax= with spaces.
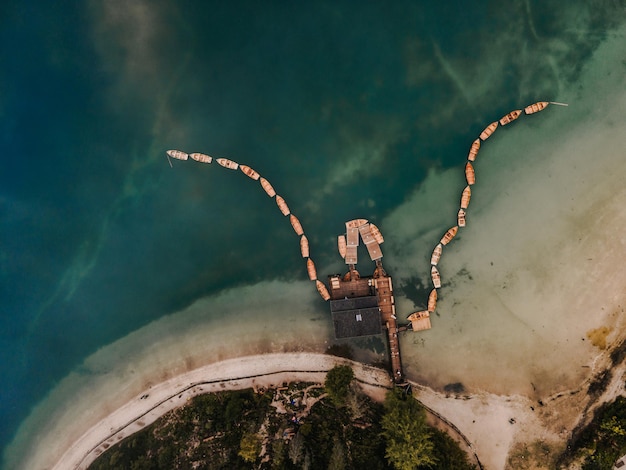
xmin=373 ymin=264 xmax=405 ymax=384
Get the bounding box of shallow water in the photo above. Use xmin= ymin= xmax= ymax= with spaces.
xmin=2 ymin=1 xmax=626 ymax=467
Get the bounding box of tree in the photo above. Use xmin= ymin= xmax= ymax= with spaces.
xmin=325 ymin=365 xmax=354 ymax=407
xmin=289 ymin=431 xmax=305 ymax=465
xmin=381 ymin=389 xmax=436 ymax=470
xmin=238 ymin=432 xmax=261 ymax=463
xmin=328 ymin=436 xmax=348 ymax=470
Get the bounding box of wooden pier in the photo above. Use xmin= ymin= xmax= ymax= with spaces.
xmin=373 ymin=263 xmax=405 ymax=384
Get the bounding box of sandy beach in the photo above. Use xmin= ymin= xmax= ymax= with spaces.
xmin=5 ymin=352 xmax=544 ymax=470
xmin=22 ymin=345 xmax=626 ymax=470
xmin=45 ymin=353 xmax=391 ymax=470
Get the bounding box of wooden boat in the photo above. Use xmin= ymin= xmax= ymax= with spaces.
xmin=260 ymin=177 xmax=276 ymax=197
xmin=465 ymin=162 xmax=475 ymax=185
xmin=524 ymin=101 xmax=549 ymax=115
xmin=166 ymin=149 xmax=188 ymax=160
xmin=499 ymin=110 xmax=522 ymax=126
xmin=307 ymin=259 xmax=317 ymax=281
xmin=369 ymin=223 xmax=384 ymax=244
xmin=460 ymin=185 xmax=471 ymax=210
xmin=345 ymin=218 xmax=368 ymax=229
xmin=457 ymin=208 xmax=466 ymax=227
xmin=440 ymin=226 xmax=458 ymax=246
xmin=407 ymin=310 xmax=431 ymax=331
xmin=479 ymin=121 xmax=498 ymax=141
xmin=290 ymin=214 xmax=303 ymax=235
xmin=300 ymin=235 xmax=309 ymax=258
xmin=431 ymin=266 xmax=441 ymax=289
xmin=337 ymin=235 xmax=347 ymax=259
xmin=239 ymin=164 xmax=260 ymax=180
xmin=189 ymin=152 xmax=212 ymax=163
xmin=427 ymin=288 xmax=438 ymax=312
xmin=216 ymin=158 xmax=239 ymax=170
xmin=275 ymin=195 xmax=290 ymax=216
xmin=467 ymin=139 xmax=480 ymax=162
xmin=316 ymin=280 xmax=330 ymax=301
xmin=430 ymin=243 xmax=442 ymax=266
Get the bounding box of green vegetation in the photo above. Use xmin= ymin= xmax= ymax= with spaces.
xmin=324 ymin=365 xmax=354 ymax=406
xmin=559 ymin=396 xmax=626 ymax=469
xmin=381 ymin=389 xmax=435 ymax=469
xmin=90 ymin=368 xmax=476 ymax=470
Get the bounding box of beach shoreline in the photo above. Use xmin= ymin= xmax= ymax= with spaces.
xmin=22 ymin=344 xmax=626 ymax=470
xmin=46 ymin=353 xmax=392 ymax=470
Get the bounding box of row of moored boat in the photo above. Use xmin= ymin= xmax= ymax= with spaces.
xmin=165 ymin=149 xmax=331 ymax=302
xmin=409 ymin=101 xmax=552 ymax=325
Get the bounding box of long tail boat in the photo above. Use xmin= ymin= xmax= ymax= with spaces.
xmin=480 ymin=121 xmax=498 ymax=141
xmin=465 ymin=162 xmax=475 ymax=185
xmin=216 ymin=158 xmax=239 ymax=170
xmin=524 ymin=101 xmax=549 ymax=114
xmin=290 ymin=214 xmax=303 ymax=235
xmin=431 ymin=243 xmax=443 ymax=266
xmin=275 ymin=195 xmax=290 ymax=216
xmin=189 ymin=152 xmax=212 ymax=163
xmin=300 ymin=235 xmax=309 ymax=258
xmin=440 ymin=226 xmax=458 ymax=246
xmin=431 ymin=266 xmax=441 ymax=289
xmin=240 ymin=165 xmax=260 ymax=180
xmin=166 ymin=149 xmax=188 ymax=160
xmin=499 ymin=110 xmax=521 ymax=125
xmin=307 ymin=259 xmax=317 ymax=281
xmin=260 ymin=177 xmax=276 ymax=197
xmin=467 ymin=139 xmax=480 ymax=162
xmin=460 ymin=186 xmax=471 ymax=210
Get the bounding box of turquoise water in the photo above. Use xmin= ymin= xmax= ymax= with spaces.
xmin=1 ymin=1 xmax=625 ymax=466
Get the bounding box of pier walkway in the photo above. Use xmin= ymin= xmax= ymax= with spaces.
xmin=373 ymin=263 xmax=405 ymax=384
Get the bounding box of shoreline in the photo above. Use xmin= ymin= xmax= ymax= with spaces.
xmin=27 ymin=347 xmax=625 ymax=470
xmin=46 ymin=353 xmax=392 ymax=470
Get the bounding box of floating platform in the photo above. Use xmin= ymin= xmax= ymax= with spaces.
xmin=359 ymin=224 xmax=383 ymax=261
xmin=369 ymin=223 xmax=384 ymax=244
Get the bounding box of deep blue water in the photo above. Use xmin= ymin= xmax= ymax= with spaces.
xmin=1 ymin=1 xmax=624 ymax=466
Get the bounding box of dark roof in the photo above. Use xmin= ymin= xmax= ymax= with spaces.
xmin=330 ymin=296 xmax=378 ymax=312
xmin=331 ymin=307 xmax=382 ymax=339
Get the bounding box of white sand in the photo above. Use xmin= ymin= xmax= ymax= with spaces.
xmin=44 ymin=353 xmax=391 ymax=470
